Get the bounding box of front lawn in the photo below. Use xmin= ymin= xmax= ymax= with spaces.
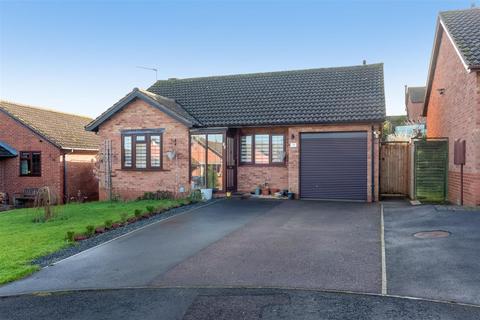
xmin=0 ymin=199 xmax=190 ymax=285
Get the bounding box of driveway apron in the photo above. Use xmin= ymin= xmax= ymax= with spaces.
xmin=153 ymin=200 xmax=382 ymax=294
xmin=384 ymin=203 xmax=480 ymax=305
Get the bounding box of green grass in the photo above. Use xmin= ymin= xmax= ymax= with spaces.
xmin=0 ymin=199 xmax=190 ymax=285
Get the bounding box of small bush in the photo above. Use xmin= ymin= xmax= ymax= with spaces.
xmin=139 ymin=190 xmax=174 ymax=200
xmin=189 ymin=189 xmax=202 ymax=202
xmin=120 ymin=212 xmax=128 ymax=223
xmin=146 ymin=206 xmax=155 ymax=213
xmin=85 ymin=225 xmax=95 ymax=237
xmin=65 ymin=231 xmax=75 ymax=242
xmin=104 ymin=220 xmax=113 ymax=229
xmin=134 ymin=209 xmax=142 ymax=218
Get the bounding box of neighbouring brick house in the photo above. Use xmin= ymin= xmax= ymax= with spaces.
xmin=86 ymin=63 xmax=386 ymax=202
xmin=405 ymin=86 xmax=426 ymax=123
xmin=423 ymin=8 xmax=480 ymax=206
xmin=0 ymin=101 xmax=99 ymax=205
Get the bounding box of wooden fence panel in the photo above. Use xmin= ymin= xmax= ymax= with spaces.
xmin=380 ymin=143 xmax=409 ymax=196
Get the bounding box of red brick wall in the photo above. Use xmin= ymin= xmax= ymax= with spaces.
xmin=96 ymin=99 xmax=191 ymax=201
xmin=95 ymin=100 xmax=381 ymax=202
xmin=0 ymin=111 xmax=64 ymax=204
xmin=426 ymin=28 xmax=480 ymax=206
xmin=237 ymin=127 xmax=289 ymax=193
xmin=65 ymin=152 xmax=98 ymax=202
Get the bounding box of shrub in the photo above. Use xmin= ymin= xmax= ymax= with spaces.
xmin=104 ymin=220 xmax=113 ymax=229
xmin=146 ymin=206 xmax=155 ymax=214
xmin=139 ymin=190 xmax=174 ymax=200
xmin=65 ymin=231 xmax=75 ymax=242
xmin=134 ymin=209 xmax=142 ymax=218
xmin=120 ymin=212 xmax=128 ymax=223
xmin=85 ymin=225 xmax=95 ymax=237
xmin=189 ymin=189 xmax=202 ymax=202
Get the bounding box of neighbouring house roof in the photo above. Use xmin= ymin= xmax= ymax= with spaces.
xmin=406 ymin=87 xmax=426 ymax=104
xmin=440 ymin=8 xmax=480 ymax=69
xmin=86 ymin=63 xmax=386 ymax=131
xmin=0 ymin=141 xmax=17 ymax=158
xmin=0 ymin=100 xmax=99 ymax=150
xmin=424 ymin=8 xmax=480 ymax=115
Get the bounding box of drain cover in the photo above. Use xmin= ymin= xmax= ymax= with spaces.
xmin=413 ymin=230 xmax=451 ymax=239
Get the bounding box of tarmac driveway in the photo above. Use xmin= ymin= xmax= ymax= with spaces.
xmin=384 ymin=202 xmax=480 ymax=305
xmin=0 ymin=199 xmax=381 ymax=296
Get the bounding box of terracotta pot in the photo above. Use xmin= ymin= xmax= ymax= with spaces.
xmin=261 ymin=188 xmax=270 ymax=196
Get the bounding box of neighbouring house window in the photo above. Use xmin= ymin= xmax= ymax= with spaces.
xmin=240 ymin=135 xmax=252 ymax=163
xmin=19 ymin=151 xmax=41 ymax=176
xmin=122 ymin=131 xmax=163 ymax=170
xmin=240 ymin=134 xmax=285 ymax=165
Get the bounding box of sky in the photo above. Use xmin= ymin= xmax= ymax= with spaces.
xmin=0 ymin=0 xmax=475 ymax=118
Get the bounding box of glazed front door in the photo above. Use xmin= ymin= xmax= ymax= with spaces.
xmin=225 ymin=133 xmax=237 ymax=192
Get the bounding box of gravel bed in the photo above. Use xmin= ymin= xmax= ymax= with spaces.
xmin=33 ymin=199 xmax=220 ymax=267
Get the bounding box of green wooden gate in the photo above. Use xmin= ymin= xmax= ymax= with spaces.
xmin=414 ymin=140 xmax=448 ymax=202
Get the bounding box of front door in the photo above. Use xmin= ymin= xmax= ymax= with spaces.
xmin=226 ymin=132 xmax=237 ymax=192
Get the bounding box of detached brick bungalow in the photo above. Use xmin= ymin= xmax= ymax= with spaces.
xmin=423 ymin=8 xmax=480 ymax=206
xmin=86 ymin=63 xmax=386 ymax=202
xmin=0 ymin=101 xmax=99 ymax=205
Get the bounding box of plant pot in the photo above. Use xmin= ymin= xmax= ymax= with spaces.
xmin=200 ymin=188 xmax=213 ymax=200
xmin=261 ymin=188 xmax=270 ymax=196
xmin=287 ymin=192 xmax=295 ymax=200
xmin=95 ymin=227 xmax=105 ymax=234
xmin=255 ymin=188 xmax=261 ymax=196
xmin=74 ymin=234 xmax=87 ymax=241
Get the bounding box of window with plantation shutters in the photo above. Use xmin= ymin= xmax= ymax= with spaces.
xmin=121 ymin=131 xmax=163 ymax=170
xmin=240 ymin=135 xmax=252 ymax=163
xmin=239 ymin=133 xmax=285 ymax=165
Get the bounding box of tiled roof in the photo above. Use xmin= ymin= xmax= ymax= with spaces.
xmin=407 ymin=87 xmax=426 ymax=103
xmin=138 ymin=89 xmax=199 ymax=125
xmin=440 ymin=8 xmax=480 ymax=69
xmin=0 ymin=101 xmax=99 ymax=150
xmin=147 ymin=63 xmax=386 ymax=127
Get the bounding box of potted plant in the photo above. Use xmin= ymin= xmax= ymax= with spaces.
xmin=255 ymin=185 xmax=262 ymax=196
xmin=261 ymin=182 xmax=270 ymax=196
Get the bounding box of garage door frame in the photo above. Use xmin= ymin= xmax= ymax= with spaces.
xmin=299 ymin=131 xmax=369 ymax=201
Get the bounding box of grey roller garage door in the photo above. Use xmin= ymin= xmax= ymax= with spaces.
xmin=300 ymin=132 xmax=368 ymax=201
